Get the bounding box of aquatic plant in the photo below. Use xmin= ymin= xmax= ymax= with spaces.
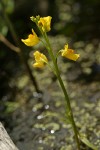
xmin=22 ymin=15 xmax=98 ymax=150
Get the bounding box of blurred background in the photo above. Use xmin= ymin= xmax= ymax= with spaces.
xmin=0 ymin=0 xmax=100 ymax=150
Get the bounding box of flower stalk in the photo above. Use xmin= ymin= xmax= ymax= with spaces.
xmin=21 ymin=16 xmax=98 ymax=150
xmin=22 ymin=15 xmax=80 ymax=149
xmin=42 ymin=32 xmax=80 ymax=150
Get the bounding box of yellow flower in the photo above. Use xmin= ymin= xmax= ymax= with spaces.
xmin=38 ymin=16 xmax=52 ymax=32
xmin=61 ymin=44 xmax=80 ymax=61
xmin=33 ymin=51 xmax=48 ymax=68
xmin=21 ymin=29 xmax=39 ymax=46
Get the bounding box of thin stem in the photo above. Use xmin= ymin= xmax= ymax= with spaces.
xmin=0 ymin=33 xmax=20 ymax=53
xmin=43 ymin=32 xmax=80 ymax=150
xmin=55 ymin=65 xmax=80 ymax=150
xmin=1 ymin=0 xmax=41 ymax=93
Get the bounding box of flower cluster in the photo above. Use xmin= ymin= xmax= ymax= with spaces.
xmin=21 ymin=16 xmax=80 ymax=68
xmin=21 ymin=16 xmax=99 ymax=150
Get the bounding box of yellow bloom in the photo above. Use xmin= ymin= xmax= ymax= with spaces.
xmin=33 ymin=51 xmax=48 ymax=68
xmin=38 ymin=16 xmax=52 ymax=32
xmin=21 ymin=29 xmax=39 ymax=46
xmin=61 ymin=44 xmax=80 ymax=61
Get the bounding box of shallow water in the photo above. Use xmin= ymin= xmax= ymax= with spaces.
xmin=1 ymin=39 xmax=100 ymax=150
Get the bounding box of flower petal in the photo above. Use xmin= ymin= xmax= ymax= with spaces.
xmin=33 ymin=62 xmax=44 ymax=68
xmin=61 ymin=44 xmax=80 ymax=61
xmin=33 ymin=51 xmax=48 ymax=68
xmin=21 ymin=29 xmax=39 ymax=46
xmin=38 ymin=16 xmax=52 ymax=32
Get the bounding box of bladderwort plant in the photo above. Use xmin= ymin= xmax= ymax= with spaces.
xmin=21 ymin=16 xmax=98 ymax=150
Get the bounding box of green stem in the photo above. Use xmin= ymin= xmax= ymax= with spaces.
xmin=43 ymin=32 xmax=80 ymax=150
